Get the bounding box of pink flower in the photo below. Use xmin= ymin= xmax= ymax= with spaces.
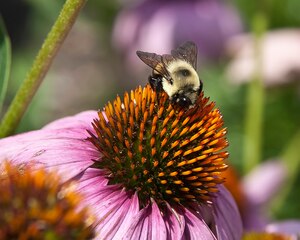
xmin=0 ymin=86 xmax=242 ymax=239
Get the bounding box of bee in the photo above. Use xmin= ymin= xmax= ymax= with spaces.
xmin=136 ymin=41 xmax=203 ymax=108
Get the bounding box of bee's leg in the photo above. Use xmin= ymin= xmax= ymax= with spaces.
xmin=148 ymin=75 xmax=163 ymax=93
xmin=199 ymin=79 xmax=203 ymax=93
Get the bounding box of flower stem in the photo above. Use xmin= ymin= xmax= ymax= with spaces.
xmin=271 ymin=128 xmax=300 ymax=212
xmin=0 ymin=0 xmax=87 ymax=138
xmin=0 ymin=16 xmax=11 ymax=115
xmin=242 ymin=13 xmax=267 ymax=173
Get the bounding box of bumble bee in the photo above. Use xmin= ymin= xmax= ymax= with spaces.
xmin=136 ymin=41 xmax=203 ymax=108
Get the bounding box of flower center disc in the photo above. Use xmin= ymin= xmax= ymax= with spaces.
xmin=89 ymin=85 xmax=228 ymax=207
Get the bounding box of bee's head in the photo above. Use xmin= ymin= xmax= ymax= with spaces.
xmin=170 ymin=87 xmax=201 ymax=108
xmin=171 ymin=93 xmax=192 ymax=108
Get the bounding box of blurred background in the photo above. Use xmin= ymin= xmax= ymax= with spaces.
xmin=0 ymin=0 xmax=300 ymax=231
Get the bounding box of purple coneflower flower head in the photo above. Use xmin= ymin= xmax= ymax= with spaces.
xmin=0 ymin=162 xmax=94 ymax=239
xmin=112 ymin=0 xmax=243 ymax=71
xmin=0 ymin=85 xmax=242 ymax=239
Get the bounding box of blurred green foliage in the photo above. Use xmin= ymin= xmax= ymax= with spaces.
xmin=234 ymin=0 xmax=300 ymax=28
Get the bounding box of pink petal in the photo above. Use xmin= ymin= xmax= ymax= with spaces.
xmin=161 ymin=204 xmax=185 ymax=239
xmin=93 ymin=191 xmax=138 ymax=238
xmin=87 ymin=187 xmax=139 ymax=237
xmin=75 ymin=167 xmax=109 ymax=193
xmin=119 ymin=200 xmax=216 ymax=240
xmin=72 ymin=168 xmax=142 ymax=238
xmin=43 ymin=110 xmax=98 ymax=131
xmin=0 ymin=112 xmax=99 ymax=182
xmin=212 ymin=185 xmax=243 ymax=240
xmin=181 ymin=208 xmax=216 ymax=240
xmin=124 ymin=201 xmax=167 ymax=240
xmin=109 ymin=194 xmax=140 ymax=239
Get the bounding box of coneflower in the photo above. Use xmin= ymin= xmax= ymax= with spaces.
xmin=0 ymin=162 xmax=94 ymax=239
xmin=90 ymin=85 xmax=228 ymax=206
xmin=0 ymin=84 xmax=242 ymax=239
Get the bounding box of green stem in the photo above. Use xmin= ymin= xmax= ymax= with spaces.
xmin=0 ymin=16 xmax=11 ymax=115
xmin=0 ymin=0 xmax=87 ymax=138
xmin=271 ymin=129 xmax=300 ymax=212
xmin=242 ymin=13 xmax=267 ymax=173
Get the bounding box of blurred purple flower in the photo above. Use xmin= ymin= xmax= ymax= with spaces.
xmin=0 ymin=85 xmax=243 ymax=239
xmin=226 ymin=159 xmax=300 ymax=239
xmin=266 ymin=220 xmax=300 ymax=236
xmin=241 ymin=160 xmax=287 ymax=231
xmin=226 ymin=29 xmax=300 ymax=87
xmin=112 ymin=0 xmax=243 ymax=71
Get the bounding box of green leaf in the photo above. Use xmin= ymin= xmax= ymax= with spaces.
xmin=0 ymin=16 xmax=11 ymax=115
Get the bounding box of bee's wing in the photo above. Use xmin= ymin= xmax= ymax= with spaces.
xmin=136 ymin=51 xmax=172 ymax=82
xmin=171 ymin=41 xmax=198 ymax=69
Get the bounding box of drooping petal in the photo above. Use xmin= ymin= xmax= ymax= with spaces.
xmin=90 ymin=188 xmax=139 ymax=238
xmin=108 ymin=193 xmax=140 ymax=239
xmin=124 ymin=201 xmax=168 ymax=240
xmin=212 ymin=185 xmax=243 ymax=240
xmin=73 ymin=168 xmax=141 ymax=239
xmin=0 ymin=112 xmax=99 ymax=182
xmin=162 ymin=204 xmax=185 ymax=240
xmin=181 ymin=208 xmax=216 ymax=240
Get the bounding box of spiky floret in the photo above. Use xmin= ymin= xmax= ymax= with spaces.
xmin=89 ymin=84 xmax=228 ymax=207
xmin=0 ymin=162 xmax=94 ymax=239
